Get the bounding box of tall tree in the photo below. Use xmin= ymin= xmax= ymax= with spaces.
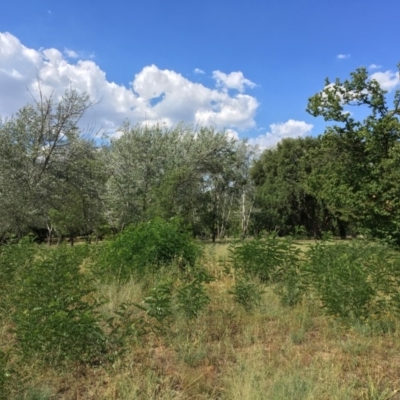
xmin=0 ymin=88 xmax=96 ymax=240
xmin=251 ymin=137 xmax=331 ymax=237
xmin=306 ymin=64 xmax=400 ymax=242
xmin=104 ymin=123 xmax=253 ymax=239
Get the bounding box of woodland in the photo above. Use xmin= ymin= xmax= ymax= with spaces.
xmin=1 ymin=65 xmax=400 ymax=245
xmin=1 ymin=65 xmax=400 ymax=399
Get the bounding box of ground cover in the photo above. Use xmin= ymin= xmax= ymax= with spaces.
xmin=1 ymin=233 xmax=400 ymax=399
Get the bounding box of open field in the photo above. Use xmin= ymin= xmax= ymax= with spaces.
xmin=2 ymin=239 xmax=400 ymax=399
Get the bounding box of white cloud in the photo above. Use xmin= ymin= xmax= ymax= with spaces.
xmin=194 ymin=68 xmax=205 ymax=74
xmin=369 ymin=64 xmax=381 ymax=70
xmin=225 ymin=129 xmax=239 ymax=141
xmin=212 ymin=70 xmax=256 ymax=93
xmin=337 ymin=54 xmax=350 ymax=59
xmin=249 ymin=119 xmax=313 ymax=151
xmin=370 ymin=70 xmax=400 ymax=91
xmin=131 ymin=65 xmax=258 ymax=129
xmin=64 ymin=48 xmax=79 ymax=59
xmin=0 ymin=31 xmax=259 ymax=134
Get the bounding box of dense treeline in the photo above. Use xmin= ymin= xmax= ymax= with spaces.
xmin=0 ymin=91 xmax=255 ymax=243
xmin=1 ymin=64 xmax=399 ymax=244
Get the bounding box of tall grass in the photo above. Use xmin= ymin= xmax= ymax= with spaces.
xmin=2 ymin=232 xmax=400 ymax=398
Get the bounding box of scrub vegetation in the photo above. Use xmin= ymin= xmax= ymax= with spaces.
xmin=2 ymin=231 xmax=400 ymax=399
xmin=1 ymin=65 xmax=400 ymax=398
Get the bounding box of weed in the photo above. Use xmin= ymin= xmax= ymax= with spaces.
xmin=12 ymin=246 xmax=106 ymax=365
xmin=290 ymin=330 xmax=306 ymax=345
xmin=229 ymin=234 xmax=303 ymax=306
xmin=229 ymin=278 xmax=264 ymax=311
xmin=140 ymin=279 xmax=174 ymax=326
xmin=304 ymin=240 xmax=400 ymax=322
xmin=267 ymin=373 xmax=312 ymax=399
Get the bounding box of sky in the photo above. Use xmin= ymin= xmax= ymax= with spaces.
xmin=0 ymin=0 xmax=399 ymax=149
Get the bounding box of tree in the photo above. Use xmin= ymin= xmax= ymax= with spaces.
xmin=0 ymin=88 xmax=97 ymax=241
xmin=104 ymin=123 xmax=254 ymax=239
xmin=251 ymin=137 xmax=332 ymax=237
xmin=306 ymin=64 xmax=400 ymax=242
xmin=103 ymin=122 xmax=194 ymax=230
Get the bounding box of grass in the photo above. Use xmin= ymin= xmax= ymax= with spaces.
xmin=2 ymin=241 xmax=400 ymax=399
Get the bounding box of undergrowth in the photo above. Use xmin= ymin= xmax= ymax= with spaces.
xmin=2 ymin=225 xmax=400 ymax=398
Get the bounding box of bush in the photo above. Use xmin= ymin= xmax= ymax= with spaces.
xmin=141 ymin=279 xmax=174 ymax=325
xmin=138 ymin=266 xmax=212 ymax=330
xmin=97 ymin=218 xmax=201 ymax=282
xmin=229 ymin=234 xmax=303 ymax=306
xmin=177 ymin=278 xmax=210 ymax=319
xmin=229 ymin=234 xmax=301 ymax=283
xmin=12 ymin=246 xmax=106 ymax=365
xmin=304 ymin=240 xmax=400 ymax=321
xmin=229 ymin=278 xmax=264 ymax=311
xmin=0 ymin=237 xmax=36 ymax=313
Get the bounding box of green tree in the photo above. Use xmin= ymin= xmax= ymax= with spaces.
xmin=0 ymin=88 xmax=96 ymax=241
xmin=306 ymin=63 xmax=400 ymax=242
xmin=104 ymin=123 xmax=253 ymax=239
xmin=251 ymin=137 xmax=331 ymax=237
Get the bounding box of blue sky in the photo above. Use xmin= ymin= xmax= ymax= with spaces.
xmin=0 ymin=0 xmax=399 ymax=148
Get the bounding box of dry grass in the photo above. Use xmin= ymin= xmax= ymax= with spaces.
xmin=3 ymin=242 xmax=400 ymax=399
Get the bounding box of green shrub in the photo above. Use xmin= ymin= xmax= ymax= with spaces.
xmin=12 ymin=246 xmax=106 ymax=365
xmin=97 ymin=218 xmax=201 ymax=282
xmin=229 ymin=235 xmax=301 ymax=283
xmin=304 ymin=240 xmax=400 ymax=321
xmin=229 ymin=234 xmax=303 ymax=306
xmin=229 ymin=278 xmax=264 ymax=311
xmin=0 ymin=237 xmax=36 ymax=313
xmin=138 ymin=266 xmax=212 ymax=328
xmin=177 ymin=278 xmax=210 ymax=319
xmin=141 ymin=279 xmax=174 ymax=325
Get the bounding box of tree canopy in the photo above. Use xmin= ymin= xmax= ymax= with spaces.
xmin=1 ymin=64 xmax=399 ymax=244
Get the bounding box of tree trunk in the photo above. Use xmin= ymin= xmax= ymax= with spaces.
xmin=337 ymin=218 xmax=347 ymax=239
xmin=47 ymin=224 xmax=53 ymax=246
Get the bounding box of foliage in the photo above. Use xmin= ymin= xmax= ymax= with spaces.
xmin=229 ymin=234 xmax=301 ymax=283
xmin=96 ymin=217 xmax=201 ymax=282
xmin=251 ymin=137 xmax=333 ymax=238
xmin=177 ymin=273 xmax=211 ymax=319
xmin=103 ymin=122 xmax=255 ymax=239
xmin=229 ymin=278 xmax=264 ymax=311
xmin=2 ymin=240 xmax=400 ymax=398
xmin=0 ymin=237 xmax=36 ymax=313
xmin=229 ymin=235 xmax=304 ymax=307
xmin=12 ymin=245 xmax=106 ymax=365
xmin=2 ymin=64 xmax=400 ymax=246
xmin=104 ymin=302 xmax=148 ymax=358
xmin=306 ymin=63 xmax=400 ymax=243
xmin=0 ymin=89 xmax=100 ymax=240
xmin=141 ymin=279 xmax=174 ymax=325
xmin=303 ymin=240 xmax=400 ymax=321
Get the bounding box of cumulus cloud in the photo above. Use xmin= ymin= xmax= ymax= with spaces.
xmin=194 ymin=68 xmax=205 ymax=74
xmin=337 ymin=54 xmax=350 ymax=59
xmin=213 ymin=70 xmax=256 ymax=93
xmin=370 ymin=70 xmax=400 ymax=91
xmin=369 ymin=64 xmax=381 ymax=70
xmin=64 ymin=48 xmax=78 ymax=59
xmin=0 ymin=32 xmax=259 ymax=134
xmin=224 ymin=129 xmax=239 ymax=141
xmin=249 ymin=119 xmax=313 ymax=151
